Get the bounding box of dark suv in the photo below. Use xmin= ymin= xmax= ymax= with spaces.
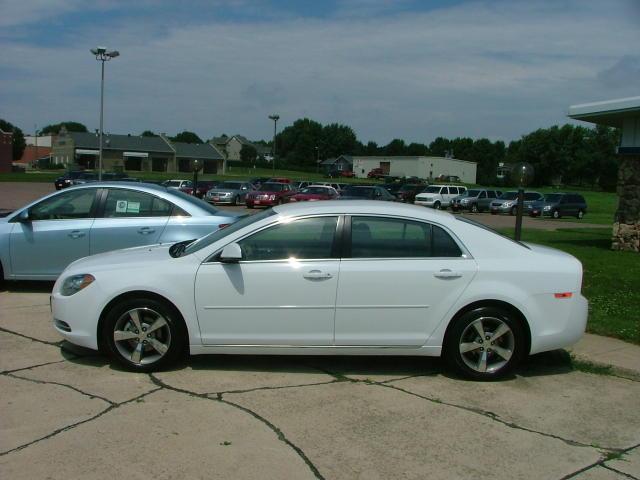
xmin=53 ymin=171 xmax=96 ymax=190
xmin=529 ymin=193 xmax=588 ymax=219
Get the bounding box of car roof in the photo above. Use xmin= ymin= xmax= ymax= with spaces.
xmin=272 ymin=200 xmax=455 ymax=225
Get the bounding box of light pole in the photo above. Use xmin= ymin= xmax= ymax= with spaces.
xmin=315 ymin=146 xmax=319 ymax=173
xmin=268 ymin=114 xmax=279 ymax=173
xmin=91 ymin=47 xmax=120 ymax=181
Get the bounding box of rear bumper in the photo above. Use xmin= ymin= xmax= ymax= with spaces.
xmin=529 ymin=293 xmax=588 ymax=354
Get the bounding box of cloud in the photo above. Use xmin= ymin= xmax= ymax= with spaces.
xmin=597 ymin=56 xmax=640 ymax=89
xmin=1 ymin=0 xmax=638 ymax=143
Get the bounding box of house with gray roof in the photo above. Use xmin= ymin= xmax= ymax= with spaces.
xmin=51 ymin=128 xmax=226 ymax=174
xmin=211 ymin=134 xmax=269 ymax=163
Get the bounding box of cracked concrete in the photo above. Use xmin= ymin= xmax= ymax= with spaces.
xmin=1 ymin=286 xmax=640 ymax=479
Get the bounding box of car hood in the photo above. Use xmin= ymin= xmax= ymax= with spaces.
xmin=250 ymin=190 xmax=282 ymax=195
xmin=64 ymin=243 xmax=173 ymax=273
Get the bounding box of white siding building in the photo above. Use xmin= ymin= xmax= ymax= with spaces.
xmin=351 ymin=156 xmax=477 ymax=183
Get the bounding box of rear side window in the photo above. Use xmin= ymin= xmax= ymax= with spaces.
xmin=104 ymin=189 xmax=173 ymax=218
xmin=350 ymin=217 xmax=463 ymax=258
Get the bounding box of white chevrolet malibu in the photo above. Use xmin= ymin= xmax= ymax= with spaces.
xmin=51 ymin=201 xmax=587 ymax=380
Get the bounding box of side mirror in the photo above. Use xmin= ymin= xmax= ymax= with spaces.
xmin=219 ymin=243 xmax=242 ymax=263
xmin=16 ymin=210 xmax=31 ymax=223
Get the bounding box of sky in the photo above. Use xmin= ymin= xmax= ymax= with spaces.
xmin=1 ymin=0 xmax=639 ymax=145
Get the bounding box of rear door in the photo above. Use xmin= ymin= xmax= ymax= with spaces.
xmin=335 ymin=216 xmax=477 ymax=346
xmin=90 ymin=188 xmax=170 ymax=254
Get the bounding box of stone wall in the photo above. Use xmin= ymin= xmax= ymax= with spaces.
xmin=612 ymin=155 xmax=640 ymax=252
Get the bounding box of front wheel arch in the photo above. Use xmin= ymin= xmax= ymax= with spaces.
xmin=97 ymin=290 xmax=188 ymax=354
xmin=443 ymin=300 xmax=531 ymax=357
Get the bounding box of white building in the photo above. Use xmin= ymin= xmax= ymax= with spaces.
xmin=351 ymin=156 xmax=477 ymax=183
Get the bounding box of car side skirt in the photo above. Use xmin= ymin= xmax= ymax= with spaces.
xmin=189 ymin=344 xmax=442 ymax=356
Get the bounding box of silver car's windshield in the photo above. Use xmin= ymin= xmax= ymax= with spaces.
xmin=499 ymin=191 xmax=518 ymax=200
xmin=182 ymin=209 xmax=276 ymax=256
xmin=221 ymin=182 xmax=243 ymax=190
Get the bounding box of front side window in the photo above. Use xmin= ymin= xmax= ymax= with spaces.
xmin=104 ymin=189 xmax=172 ymax=218
xmin=30 ymin=188 xmax=97 ymax=221
xmin=239 ymin=216 xmax=338 ymax=261
xmin=350 ymin=217 xmax=463 ymax=258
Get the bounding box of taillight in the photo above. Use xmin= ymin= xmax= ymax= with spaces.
xmin=218 ymin=223 xmax=230 ymax=229
xmin=554 ymin=292 xmax=573 ymax=299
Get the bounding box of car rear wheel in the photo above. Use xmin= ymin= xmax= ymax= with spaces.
xmin=102 ymin=297 xmax=186 ymax=372
xmin=444 ymin=307 xmax=526 ymax=380
xmin=577 ymin=210 xmax=584 ymax=219
xmin=552 ymin=209 xmax=561 ymax=219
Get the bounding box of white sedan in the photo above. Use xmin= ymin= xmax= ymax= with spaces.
xmin=51 ymin=201 xmax=587 ymax=380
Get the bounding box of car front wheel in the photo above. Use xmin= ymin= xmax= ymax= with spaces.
xmin=577 ymin=210 xmax=584 ymax=219
xmin=470 ymin=203 xmax=478 ymax=213
xmin=552 ymin=210 xmax=561 ymax=219
xmin=433 ymin=201 xmax=441 ymax=210
xmin=444 ymin=307 xmax=525 ymax=380
xmin=102 ymin=297 xmax=186 ymax=372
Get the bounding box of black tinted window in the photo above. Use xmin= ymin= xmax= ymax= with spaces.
xmin=351 ymin=217 xmax=431 ymax=258
xmin=239 ymin=216 xmax=338 ymax=261
xmin=30 ymin=189 xmax=96 ymax=220
xmin=433 ymin=226 xmax=463 ymax=257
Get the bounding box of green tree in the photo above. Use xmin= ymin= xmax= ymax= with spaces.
xmin=40 ymin=122 xmax=88 ymax=134
xmin=383 ymin=139 xmax=407 ymax=156
xmin=0 ymin=119 xmax=26 ymax=160
xmin=362 ymin=141 xmax=380 ymax=155
xmin=171 ymin=131 xmax=203 ymax=144
xmin=320 ymin=123 xmax=359 ymax=159
xmin=406 ymin=142 xmax=429 ymax=156
xmin=277 ymin=118 xmax=324 ymax=166
xmin=240 ymin=144 xmax=257 ymax=163
xmin=141 ymin=130 xmax=158 ymax=137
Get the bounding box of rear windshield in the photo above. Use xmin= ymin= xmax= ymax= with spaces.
xmin=183 ymin=209 xmax=276 ymax=255
xmin=165 ymin=180 xmax=182 ymax=187
xmin=169 ymin=189 xmax=220 ymax=214
xmin=456 ymin=216 xmax=530 ymax=250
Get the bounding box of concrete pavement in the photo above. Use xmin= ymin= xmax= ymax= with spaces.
xmin=1 ymin=284 xmax=639 ymax=479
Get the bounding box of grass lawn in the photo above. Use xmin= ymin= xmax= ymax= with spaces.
xmin=499 ymin=227 xmax=639 ymax=344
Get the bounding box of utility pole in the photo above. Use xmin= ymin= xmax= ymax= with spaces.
xmin=268 ymin=114 xmax=279 ymax=173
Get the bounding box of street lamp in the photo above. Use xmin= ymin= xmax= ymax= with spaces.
xmin=268 ymin=114 xmax=279 ymax=173
xmin=91 ymin=47 xmax=120 ymax=181
xmin=315 ymin=146 xmax=320 ymax=173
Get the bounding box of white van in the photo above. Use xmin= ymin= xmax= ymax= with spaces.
xmin=414 ymin=185 xmax=467 ymax=209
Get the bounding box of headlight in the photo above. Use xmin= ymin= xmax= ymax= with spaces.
xmin=543 ymin=205 xmax=551 ymax=211
xmin=269 ymin=195 xmax=276 ymax=200
xmin=61 ymin=274 xmax=95 ymax=296
xmin=461 ymin=199 xmax=468 ymax=204
xmin=503 ymin=201 xmax=513 ymax=207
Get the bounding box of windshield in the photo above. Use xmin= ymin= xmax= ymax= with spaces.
xmin=423 ymin=186 xmax=441 ymax=193
xmin=183 ymin=209 xmax=276 ymax=255
xmin=169 ymin=189 xmax=220 ymax=214
xmin=498 ymin=191 xmax=518 ymax=200
xmin=221 ymin=182 xmax=243 ymax=190
xmin=165 ymin=180 xmax=181 ymax=187
xmin=544 ymin=194 xmax=562 ymax=202
xmin=301 ymin=187 xmax=329 ymax=194
xmin=260 ymin=183 xmax=284 ymax=192
xmin=466 ymin=189 xmax=481 ymax=197
xmin=343 ymin=186 xmax=373 ymax=198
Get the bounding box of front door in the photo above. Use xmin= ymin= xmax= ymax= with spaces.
xmin=195 ymin=215 xmax=340 ymax=345
xmin=335 ymin=216 xmax=477 ymax=346
xmin=9 ymin=188 xmax=98 ymax=277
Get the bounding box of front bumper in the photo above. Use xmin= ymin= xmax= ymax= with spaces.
xmin=50 ymin=284 xmax=104 ymax=351
xmin=246 ymin=198 xmax=278 ymax=207
xmin=489 ymin=204 xmax=513 ymax=214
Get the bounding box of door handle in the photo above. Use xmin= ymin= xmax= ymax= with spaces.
xmin=137 ymin=227 xmax=156 ymax=235
xmin=434 ymin=269 xmax=462 ymax=279
xmin=68 ymin=230 xmax=85 ymax=239
xmin=303 ymin=270 xmax=333 ymax=280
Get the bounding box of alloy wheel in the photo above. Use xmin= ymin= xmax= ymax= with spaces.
xmin=113 ymin=308 xmax=171 ymax=366
xmin=458 ymin=316 xmax=515 ymax=374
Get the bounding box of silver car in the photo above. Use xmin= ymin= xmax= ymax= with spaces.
xmin=205 ymin=181 xmax=254 ymax=205
xmin=489 ymin=191 xmax=544 ymax=215
xmin=0 ymin=183 xmax=241 ymax=281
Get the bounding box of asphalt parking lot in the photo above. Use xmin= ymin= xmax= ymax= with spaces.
xmin=1 ymin=182 xmax=639 ymax=479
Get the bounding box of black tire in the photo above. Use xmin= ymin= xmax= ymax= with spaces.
xmin=444 ymin=306 xmax=526 ymax=381
xmin=433 ymin=201 xmax=441 ymax=210
xmin=102 ymin=297 xmax=186 ymax=372
xmin=471 ymin=203 xmax=479 ymax=213
xmin=510 ymin=206 xmax=517 ymax=216
xmin=577 ymin=210 xmax=584 ymax=219
xmin=552 ymin=209 xmax=560 ymax=219
xmin=232 ymin=196 xmax=238 ymax=206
